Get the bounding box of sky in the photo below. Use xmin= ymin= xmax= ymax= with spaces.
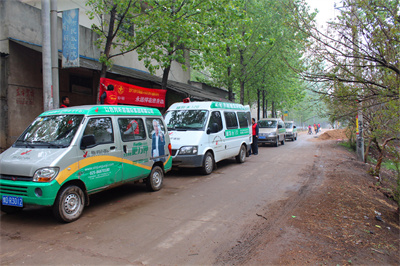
xmin=306 ymin=0 xmax=338 ymax=27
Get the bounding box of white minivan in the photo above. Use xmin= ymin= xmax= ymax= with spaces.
xmin=164 ymin=101 xmax=252 ymax=174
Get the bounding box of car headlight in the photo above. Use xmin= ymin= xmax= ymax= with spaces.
xmin=268 ymin=132 xmax=277 ymax=137
xmin=179 ymin=146 xmax=198 ymax=155
xmin=33 ymin=167 xmax=59 ymax=182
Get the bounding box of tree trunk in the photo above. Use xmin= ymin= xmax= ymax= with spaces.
xmin=226 ymin=46 xmax=234 ymax=102
xmin=374 ymin=137 xmax=398 ymax=176
xmin=271 ymin=101 xmax=275 ymax=118
xmin=97 ymin=5 xmax=117 ymax=104
xmin=239 ymin=49 xmax=245 ymax=105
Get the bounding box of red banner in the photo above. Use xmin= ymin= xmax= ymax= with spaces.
xmin=99 ymin=78 xmax=166 ymax=108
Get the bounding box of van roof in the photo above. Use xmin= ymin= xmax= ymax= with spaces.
xmin=168 ymin=101 xmax=250 ymax=111
xmin=40 ymin=105 xmax=162 ymax=117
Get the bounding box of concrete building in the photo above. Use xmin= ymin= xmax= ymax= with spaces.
xmin=0 ymin=0 xmax=230 ymax=152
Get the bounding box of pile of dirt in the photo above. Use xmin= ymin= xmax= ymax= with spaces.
xmin=318 ymin=128 xmax=348 ymax=140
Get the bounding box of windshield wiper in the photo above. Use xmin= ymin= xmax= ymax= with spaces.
xmin=15 ymin=140 xmax=35 ymax=148
xmin=33 ymin=141 xmax=64 ymax=148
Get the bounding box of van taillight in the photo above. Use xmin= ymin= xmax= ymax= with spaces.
xmin=168 ymin=143 xmax=172 ymax=156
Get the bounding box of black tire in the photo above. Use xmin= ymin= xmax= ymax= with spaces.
xmin=201 ymin=151 xmax=214 ymax=175
xmin=281 ymin=136 xmax=285 ymax=145
xmin=53 ymin=185 xmax=85 ymax=223
xmin=146 ymin=165 xmax=164 ymax=191
xmin=1 ymin=204 xmax=23 ymax=214
xmin=274 ymin=137 xmax=279 ymax=147
xmin=235 ymin=144 xmax=246 ymax=163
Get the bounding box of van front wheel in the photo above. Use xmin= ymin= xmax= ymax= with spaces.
xmin=236 ymin=145 xmax=246 ymax=163
xmin=146 ymin=166 xmax=164 ymax=191
xmin=201 ymin=152 xmax=214 ymax=175
xmin=53 ymin=185 xmax=85 ymax=223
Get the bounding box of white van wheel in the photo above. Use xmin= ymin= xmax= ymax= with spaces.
xmin=53 ymin=185 xmax=85 ymax=223
xmin=146 ymin=166 xmax=164 ymax=191
xmin=236 ymin=145 xmax=246 ymax=163
xmin=201 ymin=152 xmax=214 ymax=175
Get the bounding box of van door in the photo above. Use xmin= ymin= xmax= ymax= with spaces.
xmin=79 ymin=117 xmax=123 ymax=192
xmin=223 ymin=111 xmax=240 ymax=158
xmin=145 ymin=117 xmax=169 ymax=164
xmin=207 ymin=111 xmax=225 ymax=162
xmin=117 ymin=117 xmax=150 ymax=181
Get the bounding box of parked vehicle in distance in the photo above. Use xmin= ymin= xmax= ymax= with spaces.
xmin=258 ymin=118 xmax=286 ymax=147
xmin=0 ymin=105 xmax=172 ymax=222
xmin=164 ymin=101 xmax=252 ymax=175
xmin=284 ymin=121 xmax=298 ymax=141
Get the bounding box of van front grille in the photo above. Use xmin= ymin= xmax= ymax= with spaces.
xmin=0 ymin=184 xmax=29 ymax=196
xmin=1 ymin=174 xmax=33 ymax=181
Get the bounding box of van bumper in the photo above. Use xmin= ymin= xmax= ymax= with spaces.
xmin=0 ymin=179 xmax=60 ymax=207
xmin=258 ymin=137 xmax=276 ymax=143
xmin=172 ymin=154 xmax=204 ymax=168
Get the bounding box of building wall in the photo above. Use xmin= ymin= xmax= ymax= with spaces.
xmin=7 ymin=42 xmax=44 ymax=145
xmin=17 ymin=0 xmax=190 ymax=84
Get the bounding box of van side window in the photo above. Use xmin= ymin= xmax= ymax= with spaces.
xmin=118 ymin=118 xmax=146 ymax=142
xmin=224 ymin=112 xmax=238 ymax=129
xmin=237 ymin=112 xmax=249 ymax=128
xmin=146 ymin=118 xmax=166 ymax=139
xmin=208 ymin=111 xmax=223 ymax=132
xmin=83 ymin=117 xmax=114 ymax=144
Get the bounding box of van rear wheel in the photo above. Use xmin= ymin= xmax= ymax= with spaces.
xmin=201 ymin=151 xmax=214 ymax=175
xmin=53 ymin=185 xmax=85 ymax=223
xmin=235 ymin=145 xmax=246 ymax=163
xmin=146 ymin=165 xmax=164 ymax=191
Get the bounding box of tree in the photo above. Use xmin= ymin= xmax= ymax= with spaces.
xmin=290 ymin=0 xmax=399 ymax=174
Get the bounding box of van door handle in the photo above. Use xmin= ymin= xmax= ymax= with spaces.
xmin=110 ymin=146 xmax=116 ymax=150
xmin=123 ymin=145 xmax=127 ymax=153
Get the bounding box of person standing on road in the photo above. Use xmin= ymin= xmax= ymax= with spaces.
xmin=60 ymin=96 xmax=70 ymax=108
xmin=100 ymin=84 xmax=118 ymax=105
xmin=250 ymin=118 xmax=259 ymax=155
xmin=317 ymin=123 xmax=321 ymax=133
xmin=314 ymin=123 xmax=318 ymax=134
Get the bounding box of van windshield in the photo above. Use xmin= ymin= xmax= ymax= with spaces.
xmin=285 ymin=122 xmax=293 ymax=128
xmin=165 ymin=110 xmax=209 ymax=131
xmin=14 ymin=115 xmax=84 ymax=148
xmin=258 ymin=120 xmax=277 ymax=128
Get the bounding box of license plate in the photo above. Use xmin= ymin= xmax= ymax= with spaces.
xmin=259 ymin=136 xmax=266 ymax=139
xmin=2 ymin=195 xmax=23 ymax=207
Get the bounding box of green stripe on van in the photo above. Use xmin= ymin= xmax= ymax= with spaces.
xmin=40 ymin=105 xmax=162 ymax=117
xmin=225 ymin=128 xmax=250 ymax=138
xmin=210 ymin=102 xmax=249 ymax=110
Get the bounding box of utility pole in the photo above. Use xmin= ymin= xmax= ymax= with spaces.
xmin=42 ymin=0 xmax=53 ymax=111
xmin=51 ymin=0 xmax=59 ymax=109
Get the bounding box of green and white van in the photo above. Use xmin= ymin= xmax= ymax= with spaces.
xmin=258 ymin=118 xmax=287 ymax=147
xmin=0 ymin=105 xmax=172 ymax=222
xmin=164 ymin=101 xmax=252 ymax=175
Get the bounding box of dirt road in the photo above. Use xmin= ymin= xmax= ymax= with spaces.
xmin=1 ymin=130 xmax=398 ymax=265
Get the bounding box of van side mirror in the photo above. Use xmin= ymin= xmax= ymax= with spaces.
xmin=80 ymin=135 xmax=96 ymax=150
